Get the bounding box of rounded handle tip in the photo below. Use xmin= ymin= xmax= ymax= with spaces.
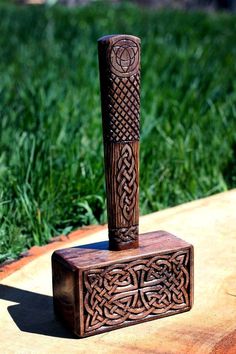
xmin=98 ymin=34 xmax=140 ymax=45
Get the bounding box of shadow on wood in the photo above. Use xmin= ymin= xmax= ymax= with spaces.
xmin=75 ymin=240 xmax=109 ymax=250
xmin=0 ymin=284 xmax=74 ymax=339
xmin=52 ymin=231 xmax=193 ymax=337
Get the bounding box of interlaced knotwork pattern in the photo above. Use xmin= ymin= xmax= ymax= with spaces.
xmin=84 ymin=250 xmax=190 ymax=333
xmin=102 ymin=37 xmax=140 ymax=143
xmin=108 ymin=38 xmax=140 ymax=77
xmin=110 ymin=225 xmax=138 ymax=243
xmin=117 ymin=144 xmax=137 ymax=221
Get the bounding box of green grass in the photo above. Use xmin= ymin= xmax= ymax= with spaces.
xmin=0 ymin=2 xmax=236 ymax=263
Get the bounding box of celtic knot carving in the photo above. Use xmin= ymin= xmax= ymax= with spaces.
xmin=110 ymin=225 xmax=138 ymax=243
xmin=83 ymin=250 xmax=190 ymax=333
xmin=117 ymin=144 xmax=137 ymax=221
xmin=108 ymin=38 xmax=140 ymax=77
xmin=101 ymin=37 xmax=140 ymax=143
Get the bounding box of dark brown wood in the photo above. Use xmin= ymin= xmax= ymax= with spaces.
xmin=52 ymin=33 xmax=194 ymax=339
xmin=52 ymin=231 xmax=194 ymax=338
xmin=98 ymin=35 xmax=141 ymax=251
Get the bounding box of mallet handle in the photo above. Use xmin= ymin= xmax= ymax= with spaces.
xmin=98 ymin=34 xmax=141 ymax=251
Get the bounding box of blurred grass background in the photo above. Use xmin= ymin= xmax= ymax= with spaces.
xmin=0 ymin=1 xmax=236 ymax=263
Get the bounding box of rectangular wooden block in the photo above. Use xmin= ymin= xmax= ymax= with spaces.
xmin=52 ymin=231 xmax=194 ymax=338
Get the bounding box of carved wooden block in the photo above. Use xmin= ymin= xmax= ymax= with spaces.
xmin=52 ymin=231 xmax=194 ymax=338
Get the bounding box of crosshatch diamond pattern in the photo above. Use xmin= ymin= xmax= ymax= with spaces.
xmin=83 ymin=250 xmax=190 ymax=333
xmin=103 ymin=71 xmax=140 ymax=143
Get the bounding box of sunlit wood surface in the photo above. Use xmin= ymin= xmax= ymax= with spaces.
xmin=0 ymin=190 xmax=235 ymax=353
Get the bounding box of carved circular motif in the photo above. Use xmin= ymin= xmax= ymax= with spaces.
xmin=108 ymin=39 xmax=139 ymax=77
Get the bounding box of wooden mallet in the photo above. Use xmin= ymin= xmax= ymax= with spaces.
xmin=52 ymin=34 xmax=194 ymax=338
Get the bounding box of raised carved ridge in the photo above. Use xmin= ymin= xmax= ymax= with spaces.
xmin=99 ymin=35 xmax=140 ymax=250
xmin=109 ymin=225 xmax=138 ymax=243
xmin=83 ymin=250 xmax=190 ymax=333
xmin=103 ymin=73 xmax=140 ymax=143
xmin=117 ymin=144 xmax=137 ymax=222
xmin=107 ymin=38 xmax=140 ymax=77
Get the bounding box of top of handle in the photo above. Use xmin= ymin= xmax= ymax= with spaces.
xmin=98 ymin=34 xmax=140 ymax=78
xmin=98 ymin=34 xmax=141 ymax=144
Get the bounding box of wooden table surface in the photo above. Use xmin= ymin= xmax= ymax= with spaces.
xmin=0 ymin=190 xmax=236 ymax=353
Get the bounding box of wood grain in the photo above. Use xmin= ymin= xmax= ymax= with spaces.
xmin=51 ymin=34 xmax=194 ymax=338
xmin=0 ymin=190 xmax=235 ymax=352
xmin=98 ymin=35 xmax=141 ymax=251
xmin=104 ymin=142 xmax=139 ymax=250
xmin=52 ymin=231 xmax=193 ymax=338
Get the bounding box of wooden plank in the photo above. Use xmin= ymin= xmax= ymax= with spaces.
xmin=0 ymin=190 xmax=235 ymax=353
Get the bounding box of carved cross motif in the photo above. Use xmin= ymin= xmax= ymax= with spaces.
xmin=83 ymin=250 xmax=190 ymax=333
